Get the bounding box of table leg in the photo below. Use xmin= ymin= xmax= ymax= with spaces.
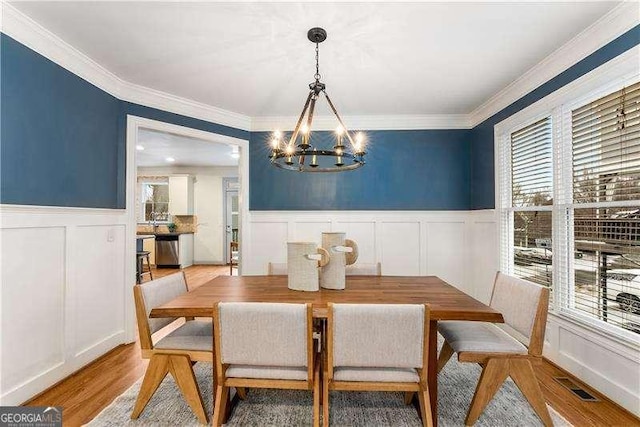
xmin=428 ymin=320 xmax=438 ymax=426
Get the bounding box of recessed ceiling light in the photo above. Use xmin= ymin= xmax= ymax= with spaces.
xmin=165 ymin=157 xmax=175 ymax=163
xmin=136 ymin=145 xmax=145 ymax=151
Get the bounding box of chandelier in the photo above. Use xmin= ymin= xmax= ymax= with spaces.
xmin=269 ymin=27 xmax=367 ymax=172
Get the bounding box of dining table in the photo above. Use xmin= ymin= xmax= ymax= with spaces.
xmin=150 ymin=275 xmax=504 ymax=425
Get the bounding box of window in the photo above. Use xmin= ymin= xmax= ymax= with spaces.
xmin=503 ymin=117 xmax=554 ymax=300
xmin=141 ymin=182 xmax=170 ymax=222
xmin=500 ymin=80 xmax=640 ymax=339
xmin=566 ymin=82 xmax=640 ymax=335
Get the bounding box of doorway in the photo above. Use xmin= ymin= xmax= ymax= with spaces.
xmin=223 ymin=178 xmax=239 ymax=269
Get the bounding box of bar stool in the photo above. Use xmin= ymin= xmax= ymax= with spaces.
xmin=136 ymin=251 xmax=153 ymax=284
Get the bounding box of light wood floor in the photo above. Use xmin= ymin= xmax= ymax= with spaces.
xmin=26 ymin=265 xmax=640 ymax=427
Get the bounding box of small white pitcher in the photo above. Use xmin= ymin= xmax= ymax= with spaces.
xmin=287 ymin=242 xmax=330 ymax=292
xmin=320 ymin=232 xmax=359 ymax=290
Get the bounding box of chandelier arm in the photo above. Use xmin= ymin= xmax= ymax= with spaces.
xmin=323 ymin=91 xmax=358 ymax=149
xmin=299 ymin=95 xmax=318 ymax=166
xmin=288 ymin=90 xmax=314 ymax=148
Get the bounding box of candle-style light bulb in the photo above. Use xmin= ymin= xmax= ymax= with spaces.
xmin=310 ymin=148 xmax=318 ymax=168
xmin=355 ymin=132 xmax=365 ymax=154
xmin=285 ymin=145 xmax=294 ymax=165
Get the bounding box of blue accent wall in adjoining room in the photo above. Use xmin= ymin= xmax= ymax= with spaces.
xmin=1 ymin=33 xmax=121 ymax=208
xmin=470 ymin=24 xmax=640 ymax=210
xmin=250 ymin=130 xmax=471 ymax=210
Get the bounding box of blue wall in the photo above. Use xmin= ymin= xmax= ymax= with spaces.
xmin=250 ymin=130 xmax=471 ymax=210
xmin=1 ymin=33 xmax=121 ymax=208
xmin=1 ymin=32 xmax=471 ymax=210
xmin=4 ymin=23 xmax=638 ymax=211
xmin=470 ymin=24 xmax=640 ymax=210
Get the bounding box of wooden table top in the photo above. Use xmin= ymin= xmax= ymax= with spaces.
xmin=150 ymin=275 xmax=504 ymax=323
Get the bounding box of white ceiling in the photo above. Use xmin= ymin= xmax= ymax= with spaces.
xmin=10 ymin=2 xmax=620 ymax=117
xmin=136 ymin=128 xmax=239 ymax=167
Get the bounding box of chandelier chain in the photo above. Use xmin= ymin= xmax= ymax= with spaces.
xmin=314 ymin=42 xmax=321 ymax=82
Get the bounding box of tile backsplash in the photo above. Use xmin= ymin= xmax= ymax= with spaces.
xmin=137 ymin=215 xmax=197 ymax=233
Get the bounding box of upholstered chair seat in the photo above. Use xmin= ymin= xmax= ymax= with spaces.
xmin=438 ymin=321 xmax=528 ymax=355
xmin=333 ymin=366 xmax=420 ymax=382
xmin=225 ymin=365 xmax=309 ymax=380
xmin=154 ymin=319 xmax=213 ymax=352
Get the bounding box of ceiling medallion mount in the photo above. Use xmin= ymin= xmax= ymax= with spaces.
xmin=269 ymin=27 xmax=367 ymax=173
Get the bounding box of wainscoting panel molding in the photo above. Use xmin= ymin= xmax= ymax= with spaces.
xmin=0 ymin=205 xmax=130 ymax=406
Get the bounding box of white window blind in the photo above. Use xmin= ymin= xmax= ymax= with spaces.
xmin=511 ymin=117 xmax=554 ymax=207
xmin=566 ymin=82 xmax=640 ymax=335
xmin=505 ymin=117 xmax=554 ymax=299
xmin=572 ymin=82 xmax=640 ymax=204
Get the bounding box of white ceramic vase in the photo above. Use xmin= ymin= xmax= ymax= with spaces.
xmin=287 ymin=242 xmax=329 ymax=292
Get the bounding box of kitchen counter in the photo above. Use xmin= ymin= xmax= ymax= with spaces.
xmin=136 ymin=231 xmax=194 ymax=236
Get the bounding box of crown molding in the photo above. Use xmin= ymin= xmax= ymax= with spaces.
xmin=250 ymin=114 xmax=471 ymax=131
xmin=468 ymin=2 xmax=640 ymax=128
xmin=0 ymin=1 xmax=252 ymax=131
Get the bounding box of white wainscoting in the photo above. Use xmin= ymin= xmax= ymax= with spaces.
xmin=0 ymin=205 xmax=132 ymax=405
xmin=244 ymin=210 xmax=484 ymax=299
xmin=465 ymin=210 xmax=640 ymax=417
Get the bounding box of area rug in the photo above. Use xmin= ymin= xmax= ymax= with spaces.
xmin=89 ymin=342 xmax=571 ymax=426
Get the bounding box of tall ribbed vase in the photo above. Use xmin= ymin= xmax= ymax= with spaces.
xmin=287 ymin=242 xmax=329 ymax=292
xmin=320 ymin=232 xmax=358 ymax=290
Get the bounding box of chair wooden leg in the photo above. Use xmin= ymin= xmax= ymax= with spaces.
xmin=212 ymin=384 xmax=229 ymax=427
xmin=313 ymin=362 xmax=321 ymax=427
xmin=510 ymin=359 xmax=553 ymax=427
xmin=437 ymin=340 xmax=454 ymax=373
xmin=465 ymin=358 xmax=510 ymax=426
xmin=417 ymin=384 xmax=434 ymax=427
xmin=168 ymin=355 xmax=208 ymax=424
xmin=131 ymin=354 xmax=170 ymax=419
xmin=236 ymin=387 xmax=248 ymax=400
xmin=404 ymin=392 xmax=415 ymax=405
xmin=322 ymin=375 xmax=329 ymax=427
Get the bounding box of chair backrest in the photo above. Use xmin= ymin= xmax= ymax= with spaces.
xmin=134 ymin=271 xmax=189 ymax=349
xmin=490 ymin=272 xmax=549 ymax=356
xmin=215 ymin=302 xmax=311 ymax=369
xmin=329 ymin=303 xmax=428 ymax=370
xmin=267 ymin=262 xmax=288 ymax=275
xmin=345 ymin=262 xmax=382 ymax=276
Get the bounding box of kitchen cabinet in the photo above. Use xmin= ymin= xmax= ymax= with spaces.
xmin=179 ymin=233 xmax=194 ymax=268
xmin=169 ymin=175 xmax=194 ymax=215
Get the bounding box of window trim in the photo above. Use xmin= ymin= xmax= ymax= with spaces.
xmin=494 ymin=46 xmax=640 ymax=347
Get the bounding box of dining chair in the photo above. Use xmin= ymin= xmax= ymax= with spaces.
xmin=345 ymin=262 xmax=382 ymax=276
xmin=267 ymin=262 xmax=288 ymax=275
xmin=437 ymin=272 xmax=552 ymax=426
xmin=229 ymin=241 xmax=239 ymax=275
xmin=324 ymin=303 xmax=433 ymax=427
xmin=212 ymin=302 xmax=320 ymax=427
xmin=132 ymin=271 xmax=213 ymax=424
